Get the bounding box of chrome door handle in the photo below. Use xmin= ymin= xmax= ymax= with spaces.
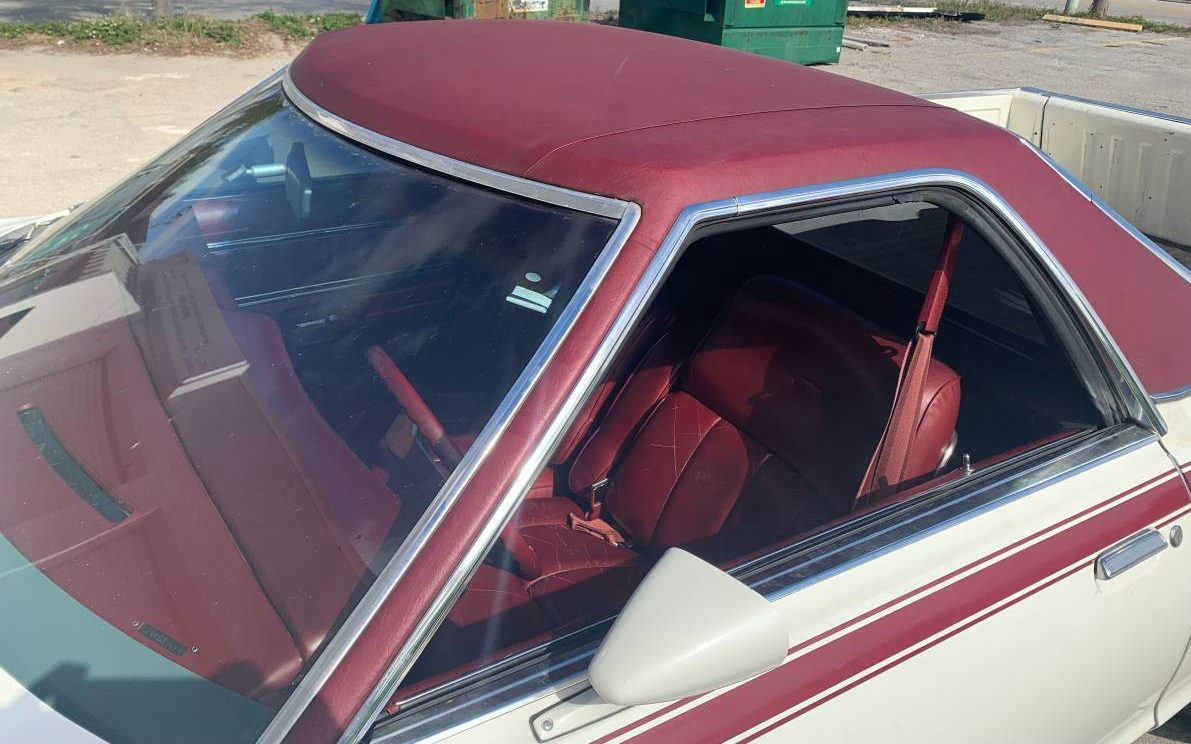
xmin=1095 ymin=528 xmax=1168 ymax=580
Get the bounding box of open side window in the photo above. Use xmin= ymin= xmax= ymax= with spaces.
xmin=383 ymin=188 xmax=1110 ymax=723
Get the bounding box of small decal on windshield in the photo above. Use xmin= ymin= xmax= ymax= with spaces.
xmin=505 ymin=273 xmax=556 ymax=314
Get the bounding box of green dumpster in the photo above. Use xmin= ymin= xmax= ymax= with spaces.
xmin=618 ymin=0 xmax=845 ymax=65
xmin=373 ymin=0 xmax=589 ymax=22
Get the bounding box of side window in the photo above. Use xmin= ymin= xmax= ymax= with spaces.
xmin=781 ymin=202 xmax=1047 ymax=344
xmin=391 ymin=197 xmax=1102 ymax=704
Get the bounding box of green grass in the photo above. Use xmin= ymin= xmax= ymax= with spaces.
xmin=0 ymin=10 xmax=362 ymax=52
xmin=254 ymin=10 xmax=362 ymax=39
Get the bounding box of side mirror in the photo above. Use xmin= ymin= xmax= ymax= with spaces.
xmin=588 ymin=548 xmax=788 ymax=706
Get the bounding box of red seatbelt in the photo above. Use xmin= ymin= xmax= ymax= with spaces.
xmin=854 ymin=214 xmax=964 ymax=509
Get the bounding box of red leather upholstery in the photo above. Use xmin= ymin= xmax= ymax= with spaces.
xmin=506 ymin=277 xmax=960 ymax=616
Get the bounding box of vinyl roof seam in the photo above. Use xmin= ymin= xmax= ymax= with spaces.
xmin=521 ymin=102 xmax=943 ymax=178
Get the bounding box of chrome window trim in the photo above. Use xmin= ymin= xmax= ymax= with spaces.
xmin=736 ymin=170 xmax=1164 ymax=435
xmin=334 ymin=198 xmax=731 ymax=744
xmin=1086 ymin=189 xmax=1191 ymax=288
xmin=282 ymin=71 xmax=631 ymax=220
xmin=368 ymin=169 xmax=1165 ymax=741
xmin=373 ymin=425 xmax=1152 ymax=743
xmin=257 ymin=76 xmax=641 ymax=744
xmin=1014 ymin=129 xmax=1191 ymax=402
xmin=1154 ymin=384 xmax=1191 ymax=404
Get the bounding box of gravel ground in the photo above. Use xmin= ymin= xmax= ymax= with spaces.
xmin=0 ymin=47 xmax=292 ymax=216
xmin=832 ymin=20 xmax=1191 ymax=116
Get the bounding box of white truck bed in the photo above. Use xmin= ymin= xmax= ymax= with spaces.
xmin=923 ymin=88 xmax=1191 ymax=256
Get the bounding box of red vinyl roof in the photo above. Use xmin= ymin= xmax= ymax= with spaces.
xmin=289 ymin=20 xmax=940 ymax=178
xmin=289 ymin=20 xmax=1191 ymax=395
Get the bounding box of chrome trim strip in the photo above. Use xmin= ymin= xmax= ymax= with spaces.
xmin=1095 ymin=528 xmax=1168 ymax=580
xmin=920 ymin=86 xmax=1191 ymax=129
xmin=369 ymin=169 xmax=1166 ymax=741
xmin=258 ymin=89 xmax=640 ymax=744
xmin=1014 ymin=137 xmax=1093 ymax=201
xmin=751 ymin=427 xmax=1150 ymax=598
xmin=1089 ymin=191 xmax=1191 ymax=287
xmin=372 ymin=425 xmax=1152 ymax=742
xmin=374 ymin=642 xmax=598 ymax=743
xmin=337 ymin=199 xmax=718 ymax=744
xmin=1019 ymin=86 xmax=1191 ymax=128
xmin=1154 ymin=384 xmax=1191 ymax=404
xmin=282 ymin=72 xmax=630 ymax=220
xmin=735 ymin=169 xmax=1165 ymax=435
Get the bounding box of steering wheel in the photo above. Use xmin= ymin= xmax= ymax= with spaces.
xmin=367 ymin=345 xmax=463 ymax=471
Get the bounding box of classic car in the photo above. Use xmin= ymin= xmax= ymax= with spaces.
xmin=2 ymin=18 xmax=1191 ymax=744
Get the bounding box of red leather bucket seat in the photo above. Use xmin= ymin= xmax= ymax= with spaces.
xmin=505 ymin=276 xmax=961 ymax=622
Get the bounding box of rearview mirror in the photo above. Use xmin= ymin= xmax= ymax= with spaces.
xmin=588 ymin=548 xmax=788 ymax=705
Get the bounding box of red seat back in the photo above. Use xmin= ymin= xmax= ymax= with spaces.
xmin=580 ymin=276 xmax=961 ymax=554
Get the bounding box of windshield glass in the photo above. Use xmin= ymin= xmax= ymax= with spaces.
xmin=0 ymin=80 xmax=618 ymax=742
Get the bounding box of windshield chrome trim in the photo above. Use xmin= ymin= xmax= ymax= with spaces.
xmin=333 ymin=198 xmax=715 ymax=744
xmin=366 ymin=169 xmax=1164 ymax=740
xmin=259 ymin=80 xmax=640 ymax=744
xmin=282 ymin=71 xmax=631 ymax=220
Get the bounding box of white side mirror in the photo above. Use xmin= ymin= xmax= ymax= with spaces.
xmin=588 ymin=548 xmax=788 ymax=706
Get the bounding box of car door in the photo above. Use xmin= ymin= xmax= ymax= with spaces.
xmin=366 ymin=174 xmax=1191 ymax=744
xmin=586 ymin=428 xmax=1191 ymax=744
xmin=399 ymin=428 xmax=1191 ymax=744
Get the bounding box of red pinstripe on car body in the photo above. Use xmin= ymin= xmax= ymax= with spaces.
xmin=586 ymin=470 xmax=1191 ymax=743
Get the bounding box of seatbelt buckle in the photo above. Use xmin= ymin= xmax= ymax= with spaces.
xmin=586 ymin=477 xmax=610 ymax=518
xmin=567 ymin=512 xmax=629 ymax=547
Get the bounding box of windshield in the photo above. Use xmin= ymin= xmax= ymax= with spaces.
xmin=0 ymin=80 xmax=617 ymax=742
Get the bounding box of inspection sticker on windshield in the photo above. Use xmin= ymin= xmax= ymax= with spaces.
xmin=506 ymin=271 xmax=556 ymax=314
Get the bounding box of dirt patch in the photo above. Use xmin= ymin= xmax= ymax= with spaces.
xmin=833 ymin=21 xmax=1191 ymax=117
xmin=0 ymin=47 xmax=294 ymax=215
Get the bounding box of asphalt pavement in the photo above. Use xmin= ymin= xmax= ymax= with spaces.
xmin=0 ymin=0 xmax=364 ymax=22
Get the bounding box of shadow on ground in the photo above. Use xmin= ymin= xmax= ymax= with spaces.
xmin=1153 ymin=710 xmax=1191 ymax=744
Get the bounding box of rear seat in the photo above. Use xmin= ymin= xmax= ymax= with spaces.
xmin=503 ymin=276 xmax=961 ymax=623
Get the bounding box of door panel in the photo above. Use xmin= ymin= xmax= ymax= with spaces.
xmin=616 ymin=437 xmax=1191 ymax=744
xmin=426 ymin=434 xmax=1191 ymax=743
